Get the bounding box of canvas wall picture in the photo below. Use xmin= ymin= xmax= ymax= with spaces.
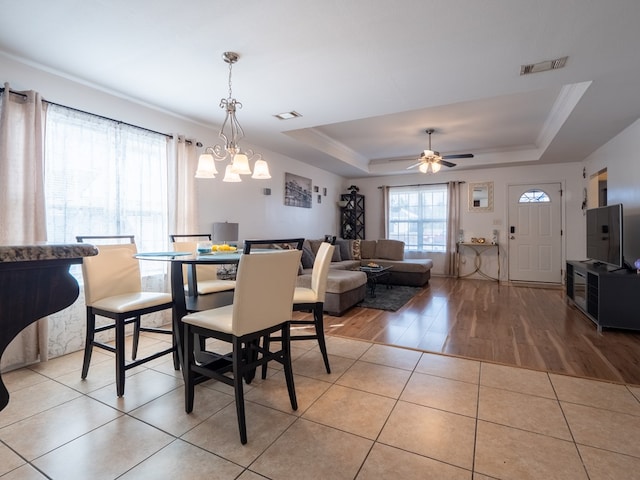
xmin=284 ymin=172 xmax=312 ymax=208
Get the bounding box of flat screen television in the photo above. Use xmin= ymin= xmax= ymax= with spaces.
xmin=586 ymin=203 xmax=623 ymax=268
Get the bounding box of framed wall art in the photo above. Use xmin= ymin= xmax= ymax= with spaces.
xmin=284 ymin=172 xmax=312 ymax=208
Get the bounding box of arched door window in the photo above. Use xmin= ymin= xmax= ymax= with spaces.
xmin=518 ymin=189 xmax=550 ymax=203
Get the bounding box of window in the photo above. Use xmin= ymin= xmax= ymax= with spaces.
xmin=518 ymin=189 xmax=550 ymax=203
xmin=44 ymin=105 xmax=169 ymax=275
xmin=388 ymin=184 xmax=447 ymax=252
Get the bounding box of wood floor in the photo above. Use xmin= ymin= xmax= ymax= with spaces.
xmin=318 ymin=276 xmax=640 ymax=385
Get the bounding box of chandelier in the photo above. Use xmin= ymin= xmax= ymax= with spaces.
xmin=195 ymin=51 xmax=271 ymax=181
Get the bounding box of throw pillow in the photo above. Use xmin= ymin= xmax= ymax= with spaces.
xmin=308 ymin=239 xmax=324 ymax=255
xmin=335 ymin=239 xmax=352 ymax=260
xmin=331 ymin=245 xmax=342 ymax=262
xmin=301 ymin=246 xmax=315 ymax=269
xmin=351 ymin=239 xmax=361 ymax=260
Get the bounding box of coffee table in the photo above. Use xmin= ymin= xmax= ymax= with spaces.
xmin=360 ymin=265 xmax=392 ymax=297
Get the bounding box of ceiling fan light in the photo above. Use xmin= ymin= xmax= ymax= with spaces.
xmin=423 ymin=149 xmax=434 ymax=157
xmin=431 ymin=161 xmax=442 ymax=173
xmin=418 ymin=162 xmax=429 ymax=173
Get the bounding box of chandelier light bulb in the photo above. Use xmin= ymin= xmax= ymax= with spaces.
xmin=222 ymin=164 xmax=242 ymax=182
xmin=230 ymin=152 xmax=251 ymax=175
xmin=195 ymin=153 xmax=217 ymax=178
xmin=251 ymin=159 xmax=272 ymax=179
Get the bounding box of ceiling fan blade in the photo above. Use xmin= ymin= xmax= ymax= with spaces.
xmin=439 ymin=159 xmax=457 ymax=168
xmin=442 ymin=153 xmax=474 ymax=160
xmin=406 ymin=161 xmax=423 ymax=169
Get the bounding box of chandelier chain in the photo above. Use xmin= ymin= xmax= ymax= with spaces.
xmin=227 ymin=60 xmax=233 ymax=100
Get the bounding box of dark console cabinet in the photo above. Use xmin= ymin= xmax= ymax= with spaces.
xmin=566 ymin=261 xmax=640 ymax=332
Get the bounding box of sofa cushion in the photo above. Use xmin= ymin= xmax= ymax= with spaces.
xmin=296 ymin=268 xmax=367 ymax=294
xmin=360 ymin=240 xmax=377 ymax=259
xmin=362 ymin=258 xmax=432 ymax=273
xmin=335 ymin=239 xmax=352 ymax=260
xmin=329 ymin=259 xmax=361 ymax=270
xmin=375 ymin=239 xmax=405 ymax=260
xmin=331 ymin=246 xmax=342 ymax=262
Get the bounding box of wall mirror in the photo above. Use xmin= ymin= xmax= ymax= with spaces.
xmin=468 ymin=181 xmax=494 ymax=212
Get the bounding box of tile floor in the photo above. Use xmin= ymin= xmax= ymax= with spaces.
xmin=2 ymin=333 xmax=640 ymax=479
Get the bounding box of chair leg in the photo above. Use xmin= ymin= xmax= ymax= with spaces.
xmin=81 ymin=307 xmax=96 ymax=379
xmin=232 ymin=337 xmax=248 ymax=444
xmin=115 ymin=316 xmax=126 ymax=397
xmin=282 ymin=324 xmax=298 ymax=411
xmin=184 ymin=323 xmax=195 ymax=413
xmin=131 ymin=315 xmax=141 ymax=360
xmin=314 ymin=303 xmax=331 ymax=374
xmin=260 ymin=334 xmax=271 ymax=379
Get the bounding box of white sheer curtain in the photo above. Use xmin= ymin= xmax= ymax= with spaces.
xmin=445 ymin=181 xmax=462 ymax=276
xmin=0 ymin=83 xmax=48 ymax=370
xmin=44 ymin=105 xmax=172 ymax=358
xmin=45 ymin=104 xmax=169 ymax=253
xmin=168 ymin=135 xmax=199 ymax=238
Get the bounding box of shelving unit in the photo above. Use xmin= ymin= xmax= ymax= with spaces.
xmin=566 ymin=260 xmax=640 ymax=332
xmin=340 ymin=192 xmax=365 ymax=239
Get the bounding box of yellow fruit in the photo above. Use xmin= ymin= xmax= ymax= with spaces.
xmin=211 ymin=245 xmax=219 ymax=252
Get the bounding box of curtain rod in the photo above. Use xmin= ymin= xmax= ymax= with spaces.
xmin=377 ymin=180 xmax=466 ymax=189
xmin=0 ymin=86 xmax=201 ymax=146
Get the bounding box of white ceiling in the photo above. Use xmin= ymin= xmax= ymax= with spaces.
xmin=2 ymin=0 xmax=640 ymax=178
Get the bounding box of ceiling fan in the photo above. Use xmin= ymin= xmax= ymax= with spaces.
xmin=407 ymin=129 xmax=474 ymax=173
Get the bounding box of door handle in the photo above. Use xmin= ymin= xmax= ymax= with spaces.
xmin=510 ymin=235 xmax=515 ymax=240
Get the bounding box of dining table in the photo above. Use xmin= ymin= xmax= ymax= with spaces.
xmin=134 ymin=250 xmax=242 ymax=371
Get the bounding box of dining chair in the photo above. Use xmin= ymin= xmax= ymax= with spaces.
xmin=76 ymin=235 xmax=177 ymax=396
xmin=242 ymin=238 xmax=305 ymax=253
xmin=171 ymin=241 xmax=236 ymax=296
xmin=169 ymin=234 xmax=211 ymax=242
xmin=262 ymin=241 xmax=334 ymax=378
xmin=182 ymin=249 xmax=302 ymax=444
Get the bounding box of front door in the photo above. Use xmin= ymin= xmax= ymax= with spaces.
xmin=507 ymin=183 xmax=562 ymax=283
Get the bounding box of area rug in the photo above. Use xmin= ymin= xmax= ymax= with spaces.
xmin=358 ymin=285 xmax=421 ymax=311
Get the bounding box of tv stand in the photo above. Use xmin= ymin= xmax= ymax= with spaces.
xmin=566 ymin=261 xmax=640 ymax=333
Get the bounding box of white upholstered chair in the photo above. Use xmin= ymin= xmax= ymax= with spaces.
xmin=182 ymin=249 xmax=302 ymax=444
xmin=171 ymin=241 xmax=236 ymax=295
xmin=76 ymin=235 xmax=176 ymax=396
xmin=262 ymin=241 xmax=334 ymax=377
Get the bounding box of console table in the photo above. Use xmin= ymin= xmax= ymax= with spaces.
xmin=0 ymin=243 xmax=98 ymax=411
xmin=456 ymin=242 xmax=500 ymax=281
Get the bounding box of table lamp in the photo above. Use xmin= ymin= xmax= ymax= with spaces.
xmin=213 ymin=222 xmax=239 ymax=245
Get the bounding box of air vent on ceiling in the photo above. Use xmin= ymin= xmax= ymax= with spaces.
xmin=273 ymin=111 xmax=302 ymax=120
xmin=520 ymin=56 xmax=568 ymax=75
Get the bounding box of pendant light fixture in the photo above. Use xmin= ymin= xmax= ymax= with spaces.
xmin=195 ymin=51 xmax=271 ymax=181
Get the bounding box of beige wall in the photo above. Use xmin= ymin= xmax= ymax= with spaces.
xmin=584 ymin=118 xmax=640 ymax=265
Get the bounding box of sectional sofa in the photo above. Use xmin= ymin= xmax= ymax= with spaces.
xmin=297 ymin=238 xmax=433 ymax=316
